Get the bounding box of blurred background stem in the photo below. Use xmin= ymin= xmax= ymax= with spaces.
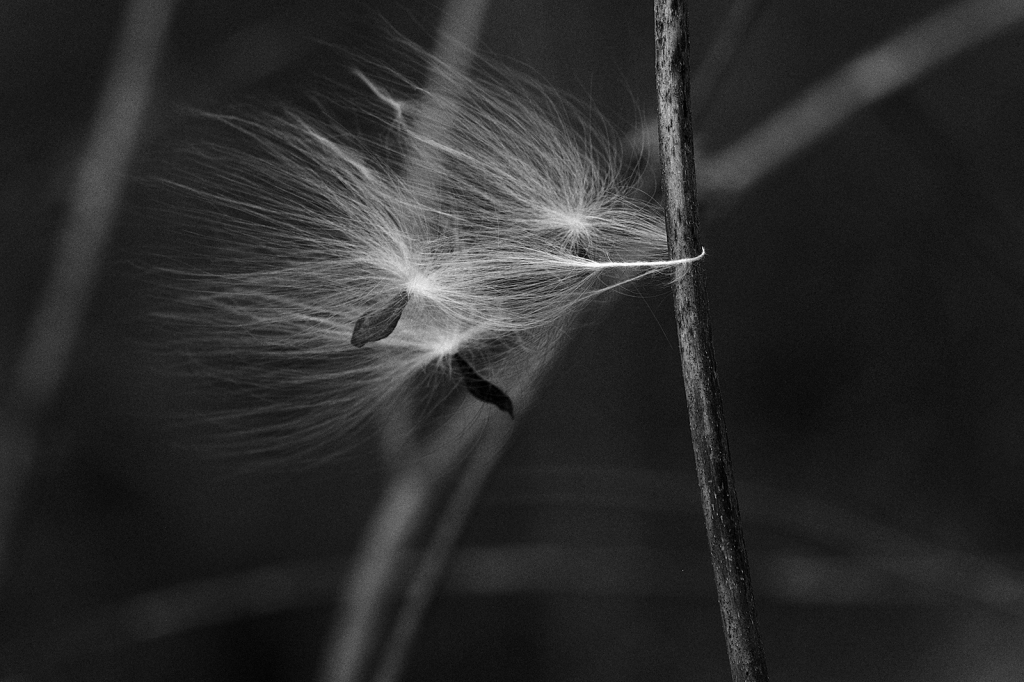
xmin=0 ymin=0 xmax=177 ymax=587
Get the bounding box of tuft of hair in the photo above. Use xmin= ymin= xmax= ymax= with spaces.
xmin=143 ymin=47 xmax=701 ymax=464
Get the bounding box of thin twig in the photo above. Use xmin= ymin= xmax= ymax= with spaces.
xmin=654 ymin=1 xmax=769 ymax=681
xmin=0 ymin=0 xmax=177 ymax=586
xmin=625 ymin=0 xmax=768 ymax=219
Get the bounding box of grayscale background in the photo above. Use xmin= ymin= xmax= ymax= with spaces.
xmin=2 ymin=0 xmax=1024 ymax=680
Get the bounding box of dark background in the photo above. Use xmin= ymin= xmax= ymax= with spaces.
xmin=2 ymin=0 xmax=1024 ymax=680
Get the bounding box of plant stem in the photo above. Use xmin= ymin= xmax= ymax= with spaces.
xmin=369 ymin=405 xmax=516 ymax=682
xmin=701 ymin=0 xmax=1024 ymax=194
xmin=0 ymin=0 xmax=177 ymax=588
xmin=653 ymin=1 xmax=769 ymax=681
xmin=317 ymin=3 xmax=497 ymax=680
xmin=318 ymin=469 xmax=434 ymax=682
xmin=10 ymin=0 xmax=177 ymax=416
xmin=690 ymin=0 xmax=770 ymax=124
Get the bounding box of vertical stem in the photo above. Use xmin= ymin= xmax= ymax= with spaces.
xmin=11 ymin=0 xmax=178 ymax=414
xmin=318 ymin=470 xmax=433 ymax=682
xmin=653 ymin=1 xmax=769 ymax=681
xmin=368 ymin=411 xmax=512 ymax=682
xmin=0 ymin=0 xmax=177 ymax=588
xmin=319 ymin=3 xmax=494 ymax=680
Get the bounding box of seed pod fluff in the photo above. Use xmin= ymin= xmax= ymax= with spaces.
xmin=144 ymin=49 xmax=701 ymax=462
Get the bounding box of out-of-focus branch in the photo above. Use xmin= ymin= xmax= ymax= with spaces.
xmin=10 ymin=0 xmax=178 ymax=415
xmin=9 ymin=464 xmax=1024 ymax=677
xmin=316 ymin=2 xmax=502 ymax=681
xmin=367 ymin=375 xmax=540 ymax=682
xmin=633 ymin=0 xmax=1024 ymax=196
xmin=702 ymin=0 xmax=1024 ymax=194
xmin=690 ymin=0 xmax=771 ymax=122
xmin=0 ymin=562 xmax=341 ymax=678
xmin=403 ymin=0 xmax=492 ymax=232
xmin=739 ymin=481 xmax=1024 ymax=615
xmin=318 ymin=346 xmax=559 ymax=682
xmin=317 ymin=467 xmax=435 ymax=682
xmin=490 ymin=466 xmax=1024 ymax=614
xmin=0 ymin=0 xmax=177 ymax=586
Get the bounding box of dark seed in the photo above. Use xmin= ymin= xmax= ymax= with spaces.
xmin=351 ymin=290 xmax=409 ymax=347
xmin=452 ymin=353 xmax=514 ymax=418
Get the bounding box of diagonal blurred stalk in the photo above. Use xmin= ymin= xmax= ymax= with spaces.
xmin=702 ymin=0 xmax=1024 ymax=194
xmin=0 ymin=0 xmax=178 ymax=588
xmin=316 ymin=2 xmax=500 ymax=680
xmin=654 ymin=1 xmax=769 ymax=680
xmin=365 ymin=359 xmax=555 ymax=682
xmin=633 ymin=0 xmax=1024 ymax=198
xmin=690 ymin=0 xmax=771 ymax=125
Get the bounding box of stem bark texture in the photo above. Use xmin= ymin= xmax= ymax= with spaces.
xmin=654 ymin=1 xmax=769 ymax=680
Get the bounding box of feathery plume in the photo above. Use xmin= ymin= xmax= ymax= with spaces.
xmin=147 ymin=50 xmax=702 ymax=461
